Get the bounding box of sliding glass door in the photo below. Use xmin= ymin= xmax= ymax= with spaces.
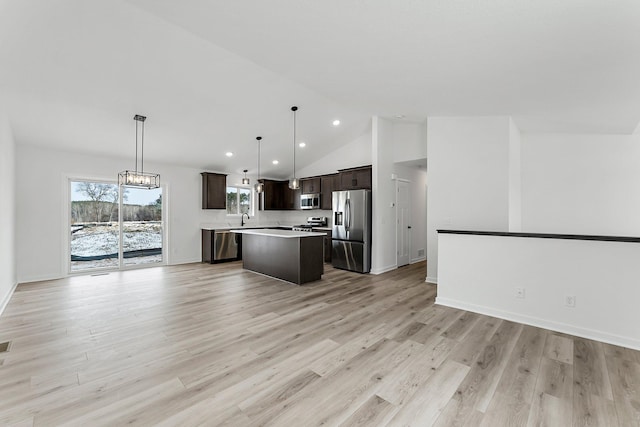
xmin=121 ymin=186 xmax=163 ymax=266
xmin=70 ymin=180 xmax=120 ymax=271
xmin=69 ymin=179 xmax=164 ymax=273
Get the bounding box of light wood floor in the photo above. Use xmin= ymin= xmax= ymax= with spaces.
xmin=0 ymin=261 xmax=639 ymax=426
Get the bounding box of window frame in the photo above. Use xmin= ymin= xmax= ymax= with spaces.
xmin=226 ymin=185 xmax=253 ymax=216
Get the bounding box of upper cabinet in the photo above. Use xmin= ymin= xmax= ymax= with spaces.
xmin=201 ymin=172 xmax=227 ymax=209
xmin=301 ymin=177 xmax=321 ymax=194
xmin=259 ymin=179 xmax=299 ymax=210
xmin=320 ymin=173 xmax=339 ymax=210
xmin=339 ymin=166 xmax=372 ymax=190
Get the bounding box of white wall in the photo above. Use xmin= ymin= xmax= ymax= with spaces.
xmin=0 ymin=113 xmax=17 ymax=314
xmin=437 ymin=233 xmax=640 ymax=350
xmin=393 ymin=164 xmax=427 ymax=263
xmin=393 ymin=120 xmax=427 ymax=164
xmin=426 ymin=117 xmax=512 ymax=282
xmin=522 ymin=133 xmax=640 ymax=236
xmin=368 ymin=118 xmax=428 ymax=274
xmin=371 ymin=117 xmax=397 ymax=274
xmin=296 ymin=126 xmax=372 ymax=178
xmin=508 ymin=118 xmax=522 ymax=232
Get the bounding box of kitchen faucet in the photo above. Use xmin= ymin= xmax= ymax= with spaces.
xmin=241 ymin=213 xmax=250 ymax=226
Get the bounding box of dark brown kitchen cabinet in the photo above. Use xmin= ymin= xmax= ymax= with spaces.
xmin=201 ymin=172 xmax=227 ymax=209
xmin=301 ymin=177 xmax=321 ymax=194
xmin=259 ymin=179 xmax=299 ymax=210
xmin=339 ymin=166 xmax=372 ymax=190
xmin=284 ymin=184 xmax=300 ymax=210
xmin=322 ymin=229 xmax=332 ymax=262
xmin=259 ymin=179 xmax=281 ymax=210
xmin=320 ymin=173 xmax=339 ymax=210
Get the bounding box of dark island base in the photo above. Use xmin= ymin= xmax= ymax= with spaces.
xmin=241 ymin=233 xmax=324 ymax=285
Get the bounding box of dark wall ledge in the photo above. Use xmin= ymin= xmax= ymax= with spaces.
xmin=437 ymin=229 xmax=640 ymax=244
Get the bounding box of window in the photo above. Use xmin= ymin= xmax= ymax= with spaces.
xmin=227 ymin=186 xmax=251 ymax=215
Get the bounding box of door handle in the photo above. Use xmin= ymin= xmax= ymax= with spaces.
xmin=345 ymin=199 xmax=350 ymax=230
xmin=408 ymin=226 xmax=412 ymax=229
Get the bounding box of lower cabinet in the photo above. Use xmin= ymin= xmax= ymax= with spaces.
xmin=314 ymin=229 xmax=332 ymax=263
xmin=324 ymin=233 xmax=332 ymax=262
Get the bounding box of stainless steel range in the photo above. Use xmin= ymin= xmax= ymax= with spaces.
xmin=292 ymin=217 xmax=327 ymax=232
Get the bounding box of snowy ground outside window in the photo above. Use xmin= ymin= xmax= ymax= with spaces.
xmin=71 ymin=222 xmax=162 ymax=271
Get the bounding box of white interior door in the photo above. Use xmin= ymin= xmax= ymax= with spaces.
xmin=397 ymin=180 xmax=411 ymax=267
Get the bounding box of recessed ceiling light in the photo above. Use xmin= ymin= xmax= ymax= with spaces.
xmin=332 ymin=119 xmax=340 ymax=126
xmin=225 ymin=152 xmax=233 ymax=157
xmin=272 ymin=160 xmax=279 ymax=165
xmin=299 ymin=142 xmax=306 ymax=148
xmin=395 ymin=115 xmax=406 ymax=119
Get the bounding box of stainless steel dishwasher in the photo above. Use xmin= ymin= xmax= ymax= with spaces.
xmin=214 ymin=230 xmax=239 ymax=261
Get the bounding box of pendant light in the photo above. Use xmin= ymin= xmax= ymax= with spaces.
xmin=242 ymin=169 xmax=250 ymax=185
xmin=118 ymin=114 xmax=160 ymax=189
xmin=254 ymin=136 xmax=264 ymax=194
xmin=288 ymin=106 xmax=300 ymax=190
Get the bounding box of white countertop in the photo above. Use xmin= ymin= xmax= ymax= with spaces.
xmin=201 ymin=223 xmax=286 ymax=231
xmin=230 ymin=228 xmax=325 ymax=238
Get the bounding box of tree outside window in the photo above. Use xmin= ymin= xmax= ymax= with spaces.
xmin=227 ymin=187 xmax=251 ymax=215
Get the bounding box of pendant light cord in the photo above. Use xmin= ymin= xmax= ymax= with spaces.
xmin=257 ymin=136 xmax=261 ymax=180
xmin=292 ymin=106 xmax=297 ymax=180
xmin=135 ymin=118 xmax=139 ymax=174
xmin=141 ymin=118 xmax=145 ymax=174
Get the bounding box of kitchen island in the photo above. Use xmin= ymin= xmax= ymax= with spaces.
xmin=230 ymin=229 xmax=324 ymax=285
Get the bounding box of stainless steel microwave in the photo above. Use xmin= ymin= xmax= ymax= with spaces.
xmin=300 ymin=193 xmax=320 ymax=210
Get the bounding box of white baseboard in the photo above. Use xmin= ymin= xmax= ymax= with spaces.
xmin=425 ymin=276 xmax=437 ymax=284
xmin=0 ymin=281 xmax=18 ymax=317
xmin=370 ymin=264 xmax=397 ymax=275
xmin=410 ymin=256 xmax=426 ymax=264
xmin=435 ymin=297 xmax=640 ymax=352
xmin=19 ymin=272 xmax=65 ymax=284
xmin=167 ymin=256 xmax=201 ymax=266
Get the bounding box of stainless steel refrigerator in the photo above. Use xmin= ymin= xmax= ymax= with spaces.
xmin=332 ymin=189 xmax=372 ymax=273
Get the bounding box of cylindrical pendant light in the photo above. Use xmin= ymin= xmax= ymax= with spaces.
xmin=288 ymin=106 xmax=299 ymax=190
xmin=242 ymin=169 xmax=250 ymax=185
xmin=254 ymin=136 xmax=264 ymax=194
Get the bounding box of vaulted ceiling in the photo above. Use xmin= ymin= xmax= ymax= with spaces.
xmin=1 ymin=0 xmax=639 ymax=178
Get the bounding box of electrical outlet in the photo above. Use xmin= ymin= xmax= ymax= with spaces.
xmin=565 ymin=295 xmax=576 ymax=307
xmin=515 ymin=288 xmax=525 ymax=299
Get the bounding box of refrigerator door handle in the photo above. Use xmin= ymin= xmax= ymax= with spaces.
xmin=345 ymin=198 xmax=350 ymax=231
